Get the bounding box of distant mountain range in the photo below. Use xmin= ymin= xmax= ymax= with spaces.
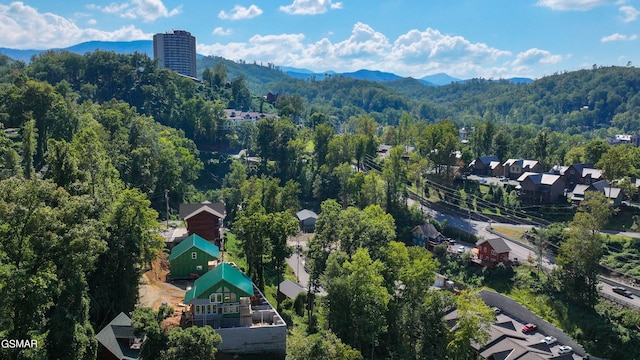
xmin=0 ymin=40 xmax=154 ymax=62
xmin=0 ymin=40 xmax=533 ymax=86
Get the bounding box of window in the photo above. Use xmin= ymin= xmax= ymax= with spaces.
xmin=191 ymin=252 xmax=197 ymax=260
xmin=210 ymin=293 xmax=222 ymax=303
xmin=223 ymin=304 xmax=239 ymax=314
xmin=195 ymin=305 xmax=200 ymax=315
xmin=491 ymin=250 xmax=496 ymax=255
xmin=224 ymin=293 xmax=236 ymax=302
xmin=483 ymin=247 xmax=487 ymax=253
xmin=207 ymin=305 xmax=212 ymax=314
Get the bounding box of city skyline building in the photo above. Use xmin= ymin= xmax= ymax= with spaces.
xmin=153 ymin=29 xmax=197 ymax=78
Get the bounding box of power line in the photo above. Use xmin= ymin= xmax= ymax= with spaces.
xmin=362 ymin=153 xmax=640 ymax=284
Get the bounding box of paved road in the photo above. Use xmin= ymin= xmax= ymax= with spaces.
xmin=285 ymin=251 xmax=309 ymax=289
xmin=286 ymin=235 xmax=311 ymax=289
xmin=412 ymin=199 xmax=555 ymax=268
xmin=599 ymin=280 xmax=640 ymax=308
xmin=411 ymin=197 xmax=640 ymax=308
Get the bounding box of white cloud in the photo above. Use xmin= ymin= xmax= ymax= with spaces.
xmin=87 ymin=18 xmax=97 ymax=25
xmin=512 ymin=48 xmax=564 ymax=66
xmin=391 ymin=28 xmax=510 ymax=63
xmin=536 ymin=0 xmax=622 ymax=11
xmin=198 ymin=33 xmax=307 ymax=65
xmin=197 ymin=22 xmax=533 ymax=79
xmin=86 ymin=3 xmax=130 ymax=14
xmin=87 ymin=0 xmax=181 ymax=22
xmin=601 ymin=32 xmax=638 ymax=41
xmin=333 ymin=22 xmax=390 ymax=57
xmin=218 ymin=5 xmax=263 ymax=20
xmin=279 ymin=0 xmax=342 ymax=15
xmin=0 ymin=2 xmax=151 ymax=49
xmin=213 ymin=27 xmax=232 ymax=36
xmin=619 ymin=5 xmax=639 ymax=22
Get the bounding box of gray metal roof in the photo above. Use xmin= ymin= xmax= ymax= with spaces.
xmin=296 ymin=209 xmax=318 ymax=221
xmin=278 ymin=280 xmax=306 ymax=299
xmin=476 ymin=237 xmax=511 ymax=254
xmin=412 ymin=223 xmax=442 ymax=240
xmin=96 ymin=312 xmax=141 ymax=360
xmin=178 ymin=201 xmax=226 ymax=220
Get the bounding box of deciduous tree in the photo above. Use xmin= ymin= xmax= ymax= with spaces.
xmin=88 ymin=189 xmax=164 ymax=328
xmin=164 ymin=326 xmax=222 ymax=360
xmin=556 ymin=191 xmax=612 ymax=307
xmin=324 ymin=248 xmax=391 ymax=354
xmin=267 ymin=211 xmax=299 ymax=307
xmin=446 ymin=290 xmax=493 ymax=360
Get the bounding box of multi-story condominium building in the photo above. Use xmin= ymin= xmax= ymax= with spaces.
xmin=153 ymin=30 xmax=197 ymax=78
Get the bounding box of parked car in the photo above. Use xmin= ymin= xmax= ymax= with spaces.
xmin=540 ymin=336 xmax=557 ymax=345
xmin=558 ymin=345 xmax=573 ymax=354
xmin=491 ymin=307 xmax=501 ymax=314
xmin=499 ymin=176 xmax=509 ymax=182
xmin=612 ymin=286 xmax=633 ymax=298
xmin=478 ymin=178 xmax=487 ymax=184
xmin=522 ymin=323 xmax=537 ymax=333
xmin=457 ymin=246 xmax=465 ymax=253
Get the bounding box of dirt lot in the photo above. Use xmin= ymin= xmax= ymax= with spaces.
xmin=138 ymin=251 xmax=188 ymax=328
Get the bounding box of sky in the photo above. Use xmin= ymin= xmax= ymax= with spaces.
xmin=0 ymin=0 xmax=639 ymax=79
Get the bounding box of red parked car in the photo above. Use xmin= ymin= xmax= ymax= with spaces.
xmin=522 ymin=323 xmax=537 ymax=333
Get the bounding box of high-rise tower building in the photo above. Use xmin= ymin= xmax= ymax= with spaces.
xmin=153 ymin=30 xmax=197 ymax=78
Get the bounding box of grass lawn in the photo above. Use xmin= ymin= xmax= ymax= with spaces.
xmin=222 ymin=232 xmax=247 ymax=272
xmin=491 ymin=225 xmax=529 ymax=240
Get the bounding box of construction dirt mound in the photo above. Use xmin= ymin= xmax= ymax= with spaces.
xmin=138 ymin=250 xmax=188 ymax=329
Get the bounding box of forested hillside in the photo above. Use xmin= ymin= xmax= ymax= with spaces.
xmin=201 ymin=55 xmax=640 ymax=136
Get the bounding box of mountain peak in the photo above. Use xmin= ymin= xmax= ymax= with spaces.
xmin=420 ymin=73 xmax=462 ymax=86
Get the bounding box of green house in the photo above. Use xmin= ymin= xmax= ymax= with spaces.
xmin=168 ymin=234 xmax=220 ymax=279
xmin=182 ymin=262 xmax=254 ymax=328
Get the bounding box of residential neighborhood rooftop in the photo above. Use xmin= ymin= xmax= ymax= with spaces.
xmin=184 ymin=262 xmax=254 ymax=303
xmin=517 ymin=172 xmax=561 ymax=185
xmin=178 ymin=201 xmax=226 ymax=220
xmin=168 ymin=233 xmax=220 ymax=263
xmin=476 ymin=238 xmax=511 ymax=254
xmin=96 ymin=312 xmax=141 ymax=360
xmin=296 ymin=209 xmax=318 ymax=221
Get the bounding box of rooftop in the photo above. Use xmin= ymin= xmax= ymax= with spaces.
xmin=296 ymin=209 xmax=318 ymax=221
xmin=96 ymin=312 xmax=141 ymax=360
xmin=178 ymin=201 xmax=226 ymax=220
xmin=517 ymin=172 xmax=561 ymax=185
xmin=168 ymin=233 xmax=220 ymax=262
xmin=476 ymin=238 xmax=511 ymax=253
xmin=184 ymin=262 xmax=254 ymax=303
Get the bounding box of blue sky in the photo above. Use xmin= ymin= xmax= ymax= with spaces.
xmin=0 ymin=0 xmax=639 ymax=79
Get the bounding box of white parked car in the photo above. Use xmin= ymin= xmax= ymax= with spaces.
xmin=540 ymin=336 xmax=557 ymax=345
xmin=558 ymin=345 xmax=573 ymax=354
xmin=457 ymin=246 xmax=465 ymax=253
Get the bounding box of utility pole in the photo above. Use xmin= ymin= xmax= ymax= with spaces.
xmin=296 ymin=237 xmax=300 ymax=283
xmin=165 ymin=189 xmax=170 ymax=229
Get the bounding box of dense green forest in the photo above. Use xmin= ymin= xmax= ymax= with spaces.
xmin=199 ymin=56 xmax=640 ymax=135
xmin=1 ymin=49 xmax=640 ymax=359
